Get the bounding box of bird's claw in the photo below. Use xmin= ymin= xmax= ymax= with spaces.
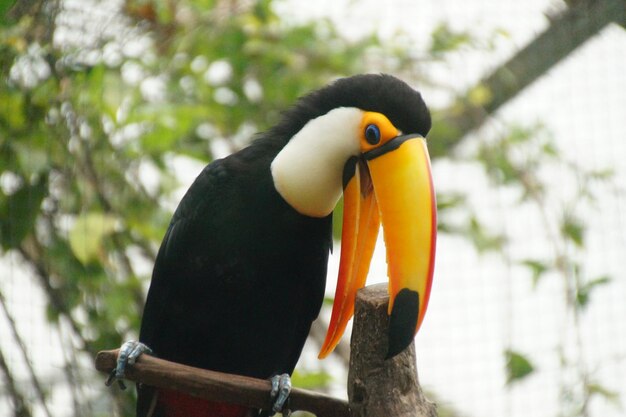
xmin=269 ymin=373 xmax=291 ymax=416
xmin=105 ymin=340 xmax=152 ymax=390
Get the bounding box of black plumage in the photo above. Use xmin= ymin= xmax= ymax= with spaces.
xmin=139 ymin=140 xmax=331 ymax=377
xmin=270 ymin=74 xmax=431 ymax=147
xmin=136 ymin=74 xmax=431 ymax=416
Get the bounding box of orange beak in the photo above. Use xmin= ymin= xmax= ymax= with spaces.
xmin=318 ymin=135 xmax=436 ymax=359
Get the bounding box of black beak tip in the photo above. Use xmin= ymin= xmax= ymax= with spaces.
xmin=386 ymin=289 xmax=420 ymax=360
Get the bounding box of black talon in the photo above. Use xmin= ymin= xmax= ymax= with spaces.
xmin=105 ymin=370 xmax=115 ymax=387
xmin=105 ymin=370 xmax=127 ymax=390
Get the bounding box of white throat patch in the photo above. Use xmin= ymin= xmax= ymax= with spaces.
xmin=271 ymin=107 xmax=363 ymax=217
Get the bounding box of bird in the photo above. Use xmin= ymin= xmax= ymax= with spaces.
xmin=111 ymin=73 xmax=437 ymax=417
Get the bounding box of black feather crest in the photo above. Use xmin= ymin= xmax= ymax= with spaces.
xmin=268 ymin=73 xmax=431 ymax=145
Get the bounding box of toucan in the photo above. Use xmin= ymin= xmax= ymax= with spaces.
xmin=110 ymin=74 xmax=437 ymax=417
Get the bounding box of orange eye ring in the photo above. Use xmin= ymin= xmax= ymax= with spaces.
xmin=359 ymin=112 xmax=400 ymax=153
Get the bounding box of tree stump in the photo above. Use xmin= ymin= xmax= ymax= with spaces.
xmin=348 ymin=283 xmax=437 ymax=417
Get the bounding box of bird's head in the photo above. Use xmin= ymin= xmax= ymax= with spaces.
xmin=270 ymin=74 xmax=436 ymax=359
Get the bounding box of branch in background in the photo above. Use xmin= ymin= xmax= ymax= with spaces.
xmin=0 ymin=346 xmax=32 ymax=417
xmin=0 ymin=289 xmax=52 ymax=417
xmin=17 ymin=233 xmax=135 ymax=415
xmin=95 ymin=349 xmax=351 ymax=417
xmin=17 ymin=239 xmax=91 ymax=353
xmin=60 ymin=103 xmax=147 ymax=310
xmin=429 ymin=0 xmax=625 ymax=157
xmin=16 ymin=240 xmax=103 ymax=416
xmin=309 ymin=318 xmax=350 ymax=367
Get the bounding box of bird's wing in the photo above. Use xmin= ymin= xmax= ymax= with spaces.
xmin=139 ymin=142 xmax=331 ymax=364
xmin=138 ymin=156 xmax=255 ymax=350
xmin=136 ymin=145 xmax=331 ymax=416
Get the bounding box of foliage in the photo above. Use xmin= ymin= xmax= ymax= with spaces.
xmin=429 ymin=23 xmax=475 ymax=58
xmin=475 ymin=122 xmax=618 ymax=414
xmin=505 ymin=349 xmax=535 ymax=385
xmin=0 ymin=0 xmax=385 ymax=414
xmin=291 ymin=369 xmax=332 ymax=390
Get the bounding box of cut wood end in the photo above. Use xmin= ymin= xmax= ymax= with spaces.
xmin=356 ymin=283 xmax=389 ymax=308
xmin=95 ymin=349 xmax=119 ymax=373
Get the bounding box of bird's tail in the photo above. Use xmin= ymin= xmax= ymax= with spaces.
xmin=138 ymin=385 xmax=254 ymax=417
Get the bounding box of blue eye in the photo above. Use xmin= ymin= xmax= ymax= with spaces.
xmin=365 ymin=124 xmax=381 ymax=145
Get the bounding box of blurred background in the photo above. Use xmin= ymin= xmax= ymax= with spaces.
xmin=1 ymin=0 xmax=625 ymax=416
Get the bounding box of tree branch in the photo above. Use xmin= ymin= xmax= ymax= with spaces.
xmin=0 ymin=346 xmax=32 ymax=417
xmin=348 ymin=284 xmax=437 ymax=417
xmin=429 ymin=0 xmax=625 ymax=157
xmin=95 ymin=350 xmax=351 ymax=417
xmin=95 ymin=285 xmax=438 ymax=416
xmin=0 ymin=289 xmax=52 ymax=417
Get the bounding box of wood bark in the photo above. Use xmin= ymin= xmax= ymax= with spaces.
xmin=95 ymin=350 xmax=350 ymax=416
xmin=96 ymin=284 xmax=439 ymax=416
xmin=348 ymin=284 xmax=437 ymax=417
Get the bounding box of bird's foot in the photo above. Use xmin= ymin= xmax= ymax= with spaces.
xmin=269 ymin=373 xmax=291 ymax=416
xmin=105 ymin=340 xmax=152 ymax=390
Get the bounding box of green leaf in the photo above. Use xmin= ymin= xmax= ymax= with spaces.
xmin=0 ymin=1 xmax=18 ymax=26
xmin=541 ymin=141 xmax=559 ymax=158
xmin=291 ymin=369 xmax=332 ymax=390
xmin=576 ymin=276 xmax=611 ymax=310
xmin=0 ymin=173 xmax=47 ymax=249
xmin=68 ymin=212 xmax=118 ymax=265
xmin=429 ymin=23 xmax=474 ymax=57
xmin=331 ymin=197 xmax=343 ymax=242
xmin=0 ymin=90 xmax=26 ymax=129
xmin=322 ymin=295 xmax=335 ymax=306
xmin=467 ymin=84 xmax=493 ymax=107
xmin=505 ymin=349 xmax=534 ymax=385
xmin=588 ymin=168 xmax=615 ymax=181
xmin=13 ymin=141 xmax=49 ymax=176
xmin=437 ymin=192 xmax=466 ymax=211
xmin=507 ymin=125 xmax=535 ymax=144
xmin=521 ymin=259 xmax=550 ymax=288
xmin=561 ymin=215 xmax=584 ymax=247
xmin=468 ymin=216 xmax=505 ymax=253
xmin=587 ymin=382 xmax=620 ymax=407
xmin=102 ymin=71 xmax=126 ymax=117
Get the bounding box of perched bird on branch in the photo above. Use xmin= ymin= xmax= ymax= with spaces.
xmin=110 ymin=74 xmax=437 ymax=417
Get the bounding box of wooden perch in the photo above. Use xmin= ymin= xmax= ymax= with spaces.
xmin=96 ymin=284 xmax=436 ymax=416
xmin=348 ymin=284 xmax=437 ymax=417
xmin=95 ymin=350 xmax=350 ymax=416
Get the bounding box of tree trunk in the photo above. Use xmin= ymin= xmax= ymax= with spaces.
xmin=348 ymin=284 xmax=437 ymax=417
